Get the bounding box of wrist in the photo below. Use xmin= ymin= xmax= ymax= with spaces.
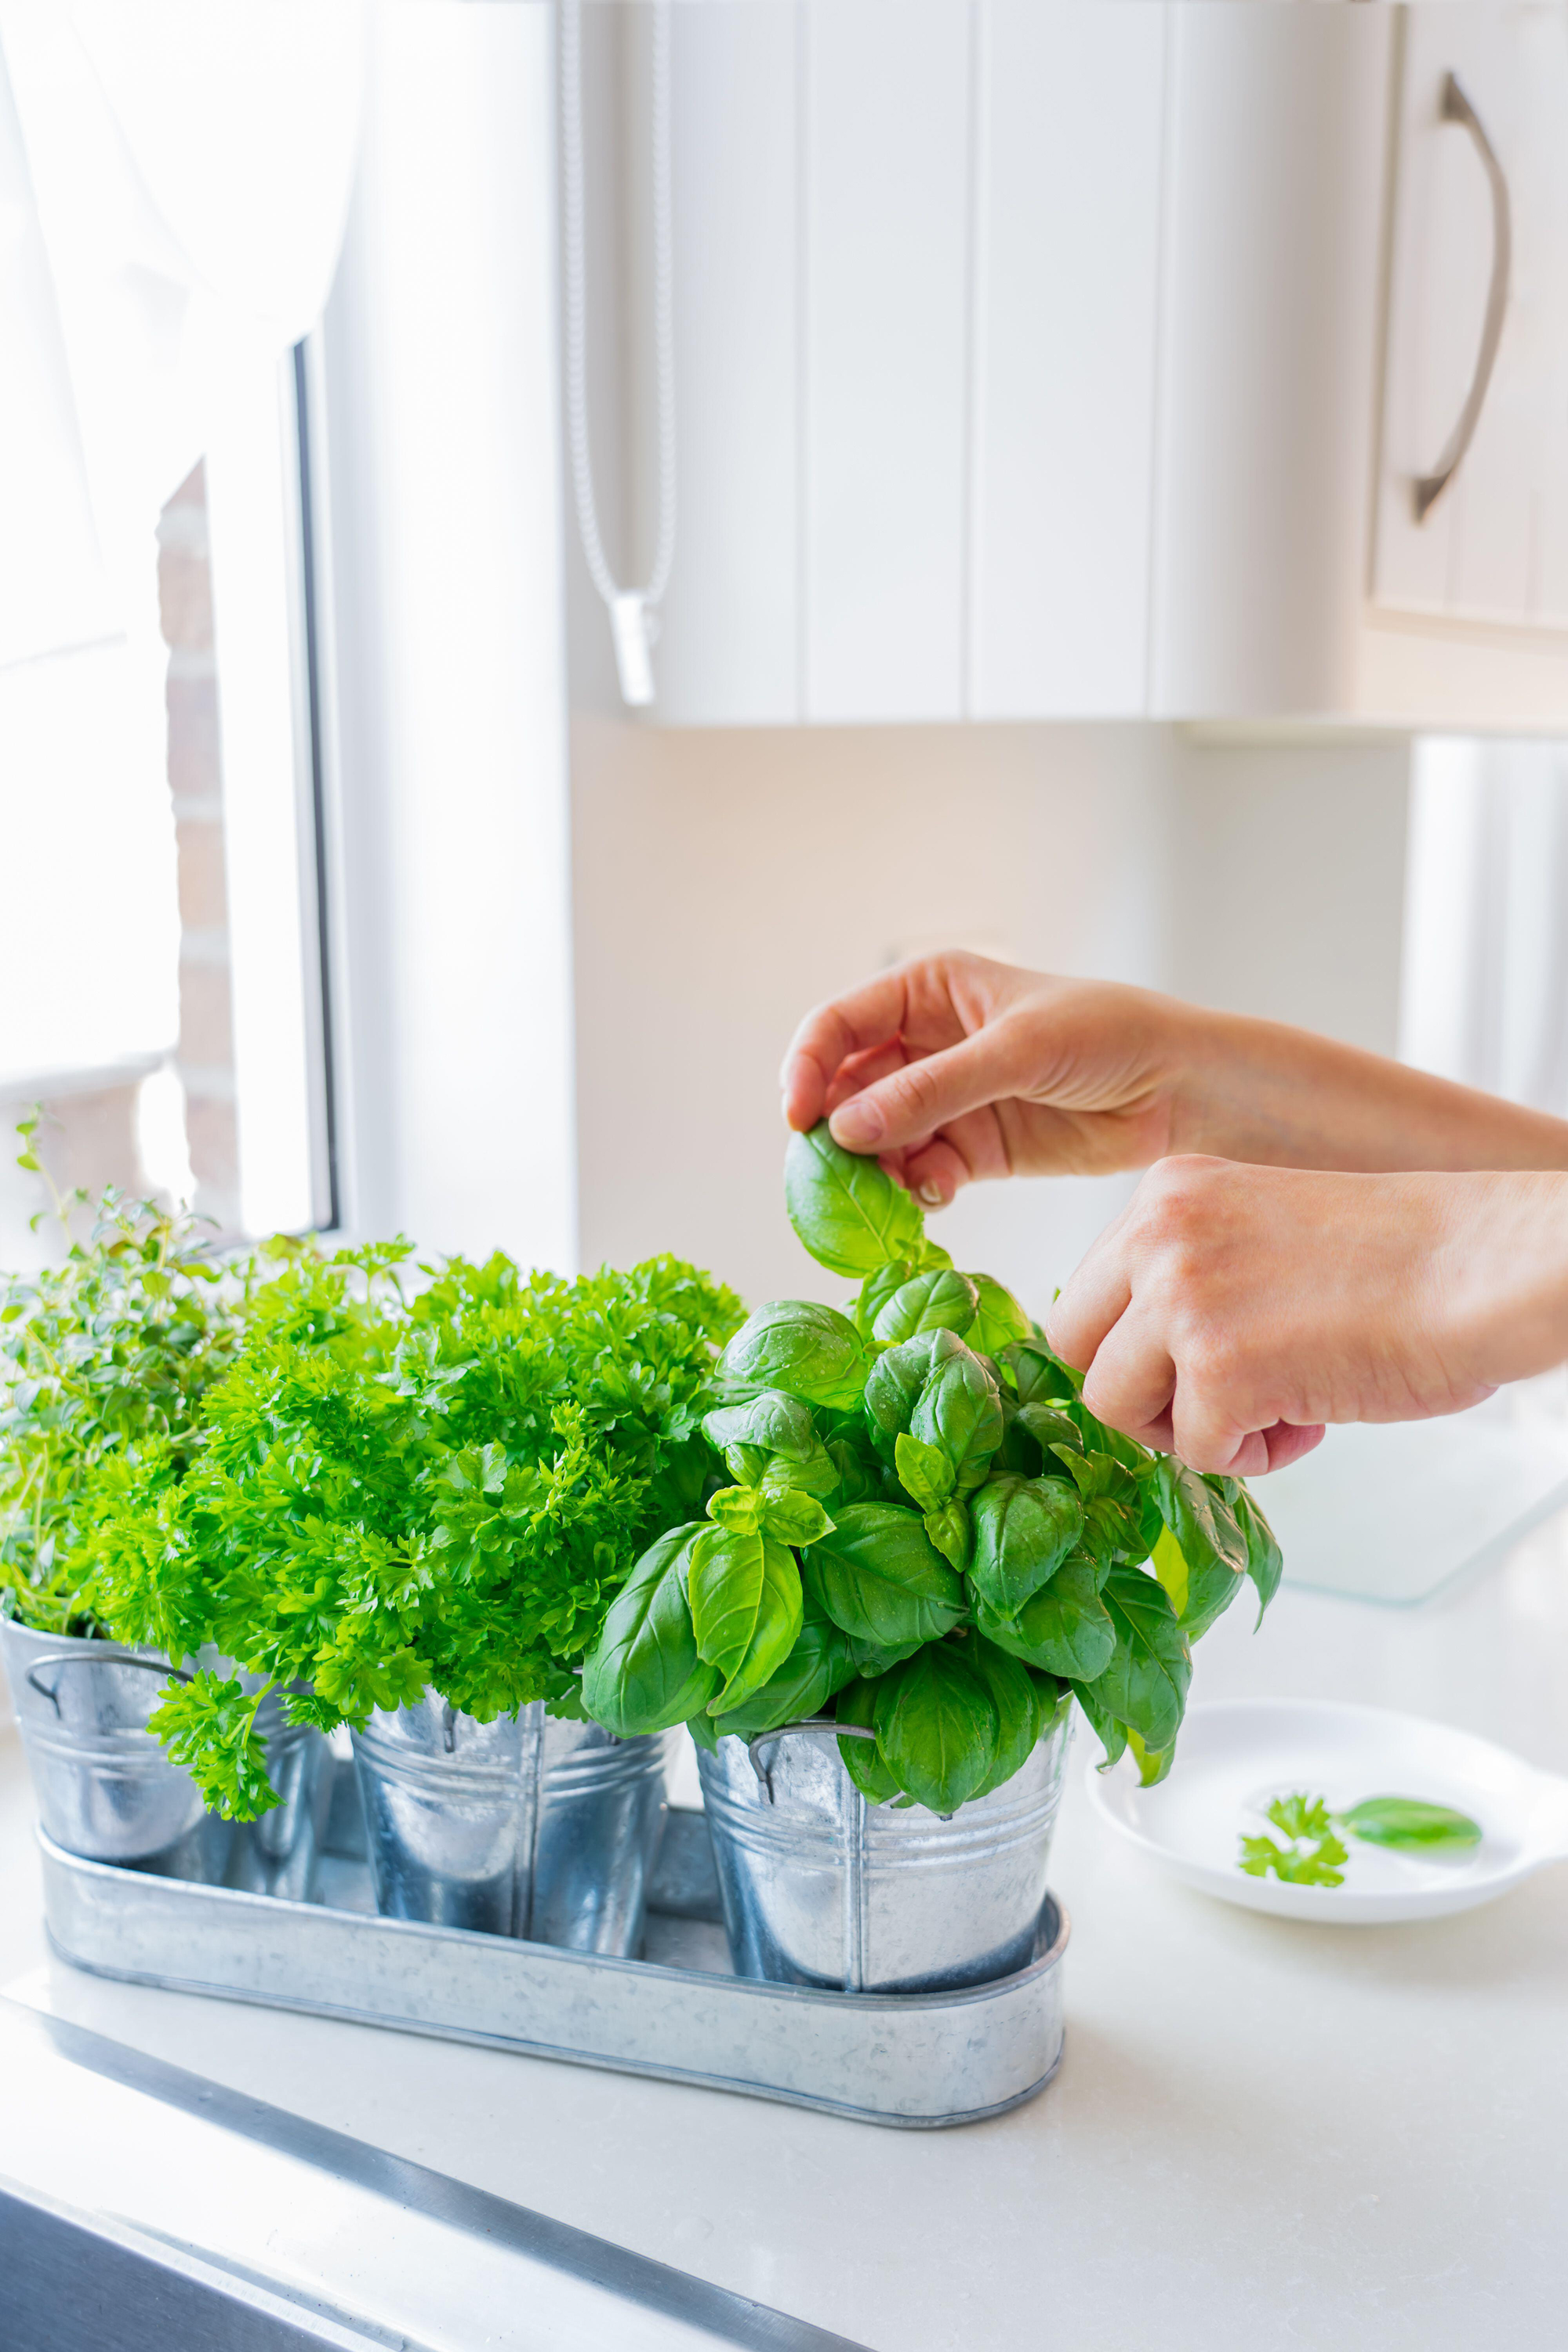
xmin=1436 ymin=1171 xmax=1568 ymax=1387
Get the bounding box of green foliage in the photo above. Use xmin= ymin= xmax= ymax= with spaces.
xmin=1240 ymin=1788 xmax=1483 ymax=1885
xmin=572 ymin=1133 xmax=1289 ymax=1809
xmin=0 ymin=1134 xmax=263 ymax=1638
xmin=83 ymin=1240 xmax=742 ymax=1814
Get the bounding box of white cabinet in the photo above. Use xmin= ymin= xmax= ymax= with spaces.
xmin=1374 ymin=4 xmax=1568 ymax=630
xmin=582 ymin=1 xmax=1568 ymax=730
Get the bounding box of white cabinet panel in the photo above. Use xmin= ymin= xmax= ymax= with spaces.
xmin=804 ymin=0 xmax=971 ymax=721
xmin=655 ymin=3 xmax=800 ymax=724
xmin=971 ymin=2 xmax=1165 ymax=720
xmin=1375 ymin=3 xmax=1568 ymax=628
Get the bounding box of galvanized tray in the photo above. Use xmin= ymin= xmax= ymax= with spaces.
xmin=38 ymin=1761 xmax=1068 ymax=2129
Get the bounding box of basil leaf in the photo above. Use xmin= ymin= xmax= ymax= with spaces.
xmin=757 ymin=1438 xmax=841 ymax=1502
xmin=970 ymin=1273 xmax=1032 ymax=1357
xmin=706 ymin=1485 xmax=765 ymax=1536
xmin=718 ymin=1300 xmax=869 ymax=1411
xmin=1232 ymin=1481 xmax=1284 ymax=1624
xmin=920 ymin=1496 xmax=972 ymax=1572
xmin=872 ymin=1644 xmax=998 ymax=1814
xmin=580 ymin=1523 xmax=720 ymax=1736
xmin=1152 ymin=1458 xmax=1247 ymax=1639
xmin=833 ymin=1675 xmax=906 ymax=1802
xmin=967 ymin=1634 xmax=1054 ymax=1798
xmin=852 ymin=1259 xmax=920 ymax=1338
xmin=892 ymin=1431 xmax=955 ymax=1512
xmin=785 ymin=1123 xmax=927 ymax=1277
xmin=848 ymin=1635 xmax=924 ymax=1676
xmin=862 ymin=1327 xmax=967 ymax=1460
xmin=971 ymin=1554 xmax=1116 ymax=1681
xmin=967 ymin=1473 xmax=1083 ymax=1617
xmin=702 ymin=1388 xmax=818 ymax=1463
xmin=823 ymin=1436 xmax=878 ymax=1505
xmin=1083 ymin=1566 xmax=1192 ymax=1754
xmin=688 ymin=1525 xmax=804 ymax=1711
xmin=1126 ymin=1726 xmax=1174 ymax=1787
xmin=911 ymin=1345 xmax=1003 ymax=1497
xmin=1338 ymin=1796 xmax=1482 ymax=1853
xmin=1074 ymin=1679 xmax=1128 ymax=1770
xmin=801 ymin=1500 xmax=964 ymax=1649
xmin=999 ymin=1337 xmax=1080 ymax=1410
xmin=712 ymin=1586 xmax=858 ymax=1737
xmin=760 ymin=1488 xmax=834 ymax=1547
xmin=872 ymin=1268 xmax=980 ymax=1346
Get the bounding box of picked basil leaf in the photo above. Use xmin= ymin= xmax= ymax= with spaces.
xmin=872 ymin=1268 xmax=980 ymax=1346
xmin=967 ymin=1473 xmax=1083 ymax=1617
xmin=580 ymin=1523 xmax=720 ymax=1737
xmin=785 ymin=1123 xmax=927 ymax=1278
xmin=1338 ymin=1795 xmax=1483 ymax=1853
xmin=718 ymin=1299 xmax=869 ymax=1412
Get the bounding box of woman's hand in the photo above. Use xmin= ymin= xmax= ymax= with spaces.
xmin=1045 ymin=1158 xmax=1568 ymax=1477
xmin=782 ymin=956 xmax=1192 ymax=1205
xmin=782 ymin=953 xmax=1568 ymax=1207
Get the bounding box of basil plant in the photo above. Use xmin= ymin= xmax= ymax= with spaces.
xmin=581 ymin=1125 xmax=1282 ymax=1812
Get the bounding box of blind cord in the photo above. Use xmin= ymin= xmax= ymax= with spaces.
xmin=560 ymin=0 xmax=676 ymax=708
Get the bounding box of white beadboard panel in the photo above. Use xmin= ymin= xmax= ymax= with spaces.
xmin=1374 ymin=3 xmax=1568 ymax=630
xmin=804 ymin=0 xmax=971 ymax=721
xmin=1151 ymin=3 xmax=1390 ymax=718
xmin=653 ymin=2 xmax=800 ymax=724
xmin=970 ymin=2 xmax=1165 ymax=720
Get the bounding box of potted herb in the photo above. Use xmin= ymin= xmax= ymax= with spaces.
xmin=580 ymin=1125 xmax=1282 ymax=1991
xmin=89 ymin=1239 xmax=744 ymax=1947
xmin=0 ymin=1127 xmax=280 ymax=1877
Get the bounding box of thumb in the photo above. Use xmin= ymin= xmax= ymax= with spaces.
xmin=827 ymin=1022 xmax=1029 ymax=1154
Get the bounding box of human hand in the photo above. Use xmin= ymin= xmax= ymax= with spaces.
xmin=1045 ymin=1157 xmax=1568 ymax=1476
xmin=782 ymin=953 xmax=1568 ymax=1209
xmin=781 ymin=955 xmax=1192 ymax=1206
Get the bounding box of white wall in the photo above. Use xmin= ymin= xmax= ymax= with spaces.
xmin=570 ymin=718 xmax=1412 ymax=1319
xmin=1166 ymin=731 xmax=1412 ymax=1058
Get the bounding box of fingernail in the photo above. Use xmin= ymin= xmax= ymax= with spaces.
xmin=917 ymin=1182 xmax=943 ymax=1207
xmin=831 ymin=1099 xmax=884 ymax=1148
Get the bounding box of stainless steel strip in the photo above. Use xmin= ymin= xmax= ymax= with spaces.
xmin=0 ymin=1996 xmax=873 ymax=2351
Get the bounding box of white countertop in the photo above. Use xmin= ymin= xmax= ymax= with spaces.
xmin=6 ymin=1517 xmax=1568 ymax=2351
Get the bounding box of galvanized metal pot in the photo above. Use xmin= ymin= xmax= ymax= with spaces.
xmin=696 ymin=1704 xmax=1074 ymax=1994
xmin=0 ymin=1617 xmax=231 ymax=1880
xmin=350 ymin=1696 xmax=673 ymax=1951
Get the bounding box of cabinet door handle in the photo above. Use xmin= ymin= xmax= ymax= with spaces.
xmin=1413 ymin=71 xmax=1512 ymax=524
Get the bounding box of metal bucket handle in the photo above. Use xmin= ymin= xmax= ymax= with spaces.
xmin=747 ymin=1718 xmax=876 ymax=1804
xmin=24 ymin=1653 xmax=190 ymax=1718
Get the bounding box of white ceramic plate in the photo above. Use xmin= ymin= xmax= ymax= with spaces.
xmin=1088 ymin=1698 xmax=1568 ymax=1924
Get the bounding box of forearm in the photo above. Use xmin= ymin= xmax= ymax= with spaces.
xmin=1170 ymin=1009 xmax=1568 ymax=1176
